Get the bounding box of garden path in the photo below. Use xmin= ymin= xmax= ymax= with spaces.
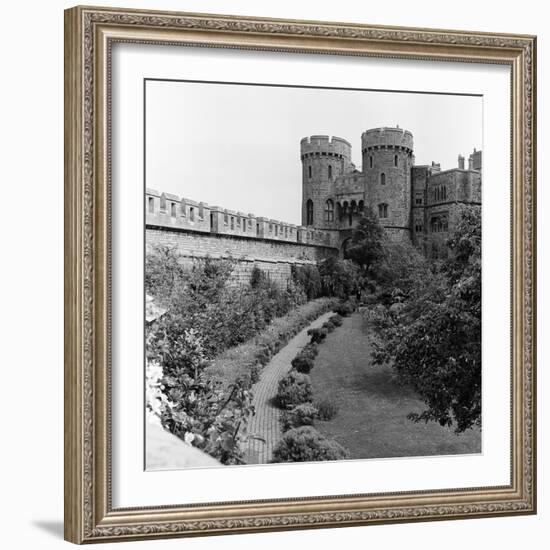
xmin=242 ymin=310 xmax=334 ymax=464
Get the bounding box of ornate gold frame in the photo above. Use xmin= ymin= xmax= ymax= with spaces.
xmin=64 ymin=5 xmax=537 ymax=544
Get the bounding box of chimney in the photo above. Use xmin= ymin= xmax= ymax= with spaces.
xmin=458 ymin=155 xmax=465 ymax=170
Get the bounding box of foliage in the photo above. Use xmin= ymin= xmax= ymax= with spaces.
xmin=206 ymin=297 xmax=338 ymax=389
xmin=329 ymin=314 xmax=343 ymax=327
xmin=280 ymin=404 xmax=318 ymax=432
xmin=276 ymin=371 xmax=313 ymax=409
xmin=291 ymin=353 xmax=315 ymax=374
xmin=371 ymin=206 xmax=481 ymax=433
xmin=307 ymin=327 xmax=328 ymax=344
xmin=317 ymin=256 xmax=361 ymax=298
xmin=315 ymin=397 xmax=339 ymax=421
xmin=345 ymin=207 xmax=385 ymax=274
xmin=292 ymin=264 xmax=322 ymax=300
xmin=158 ymin=329 xmax=254 ymax=465
xmin=374 ymin=240 xmax=433 ymax=298
xmin=271 ymin=426 xmax=349 ymax=462
xmin=334 ymin=301 xmax=356 ymax=317
xmin=147 ymin=250 xmax=306 ymax=360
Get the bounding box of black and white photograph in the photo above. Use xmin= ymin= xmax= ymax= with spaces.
xmin=144 ymin=80 xmax=482 ymax=469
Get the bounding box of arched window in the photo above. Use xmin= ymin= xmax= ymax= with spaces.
xmin=380 ymin=172 xmax=386 ymax=185
xmin=378 ymin=203 xmax=388 ymax=218
xmin=308 ymin=165 xmax=312 ymax=179
xmin=306 ymin=199 xmax=314 ymax=225
xmin=324 ymin=199 xmax=334 ymax=222
xmin=328 ymin=165 xmax=333 ymax=180
xmin=358 ymin=200 xmax=364 ymax=212
xmin=189 ymin=207 xmax=195 ymax=222
xmin=394 ymin=155 xmax=398 ymax=167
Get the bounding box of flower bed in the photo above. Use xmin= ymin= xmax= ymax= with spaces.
xmin=206 ymin=297 xmax=338 ymax=390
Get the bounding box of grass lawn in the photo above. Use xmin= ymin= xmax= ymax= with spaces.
xmin=310 ymin=311 xmax=481 ymax=459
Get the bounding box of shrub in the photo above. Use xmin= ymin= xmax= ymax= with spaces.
xmin=291 ymin=353 xmax=315 ymax=374
xmin=292 ymin=264 xmax=322 ymax=300
xmin=317 ymin=256 xmax=361 ymax=299
xmin=271 ymin=426 xmax=349 ymax=462
xmin=334 ymin=301 xmax=355 ymax=317
xmin=301 ymin=342 xmax=319 ymax=359
xmin=315 ymin=397 xmax=340 ymax=421
xmin=277 ymin=371 xmax=313 ymax=408
xmin=329 ymin=314 xmax=343 ymax=327
xmin=307 ymin=327 xmax=328 ymax=344
xmin=280 ymin=404 xmax=318 ymax=431
xmin=322 ymin=319 xmax=336 ymax=332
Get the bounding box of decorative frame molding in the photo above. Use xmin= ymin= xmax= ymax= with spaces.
xmin=64 ymin=5 xmax=536 ymax=544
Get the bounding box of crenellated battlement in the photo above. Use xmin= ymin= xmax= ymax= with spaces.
xmin=145 ymin=188 xmax=338 ymax=249
xmin=300 ymin=135 xmax=352 ymax=160
xmin=361 ymin=127 xmax=414 ymax=154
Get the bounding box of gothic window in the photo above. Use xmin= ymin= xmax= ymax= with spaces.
xmin=170 ymin=203 xmax=176 ymax=217
xmin=415 ymin=223 xmax=423 ymax=233
xmin=306 ymin=199 xmax=314 ymax=225
xmin=358 ymin=200 xmax=364 ymax=212
xmin=378 ymin=203 xmax=388 ymax=218
xmin=189 ymin=207 xmax=195 ymax=222
xmin=308 ymin=165 xmax=312 ymax=179
xmin=394 ymin=154 xmax=398 ymax=167
xmin=324 ymin=199 xmax=334 ymax=222
xmin=415 ymin=197 xmax=422 ymax=205
xmin=328 ymin=165 xmax=333 ymax=180
xmin=380 ymin=172 xmax=386 ymax=185
xmin=370 ymin=156 xmax=373 ymax=168
xmin=148 ymin=197 xmax=154 ymax=213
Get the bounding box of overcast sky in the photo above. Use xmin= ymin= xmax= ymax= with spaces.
xmin=145 ymin=80 xmax=482 ymax=225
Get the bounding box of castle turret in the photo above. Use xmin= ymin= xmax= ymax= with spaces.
xmin=361 ymin=127 xmax=414 ymax=241
xmin=300 ymin=135 xmax=352 ymax=229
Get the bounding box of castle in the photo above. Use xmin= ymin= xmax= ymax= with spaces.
xmin=300 ymin=127 xmax=481 ymax=259
xmin=145 ymin=126 xmax=481 ymax=285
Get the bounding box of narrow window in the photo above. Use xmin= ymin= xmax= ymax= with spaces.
xmin=275 ymin=225 xmax=278 ymax=236
xmin=306 ymin=199 xmax=314 ymax=225
xmin=378 ymin=203 xmax=388 ymax=218
xmin=380 ymin=173 xmax=386 ymax=185
xmin=324 ymin=199 xmax=334 ymax=222
xmin=223 ymin=212 xmax=228 ymax=225
xmin=256 ymin=223 xmax=260 ymax=236
xmin=308 ymin=165 xmax=312 ymax=179
xmin=370 ymin=156 xmax=373 ymax=169
xmin=394 ymin=154 xmax=398 ymax=167
xmin=230 ymin=216 xmax=234 ymax=230
xmin=242 ymin=218 xmax=246 ymax=232
xmin=189 ymin=207 xmax=195 ymax=222
xmin=148 ymin=197 xmax=154 ymax=213
xmin=328 ymin=165 xmax=333 ymax=180
xmin=170 ymin=203 xmax=176 ymax=218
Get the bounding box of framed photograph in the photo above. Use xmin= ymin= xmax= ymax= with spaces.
xmin=64 ymin=5 xmax=537 ymax=544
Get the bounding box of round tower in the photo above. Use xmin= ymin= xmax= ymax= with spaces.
xmin=300 ymin=135 xmax=352 ymax=228
xmin=361 ymin=127 xmax=414 ymax=241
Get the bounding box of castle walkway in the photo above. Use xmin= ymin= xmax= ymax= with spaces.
xmin=242 ymin=310 xmax=334 ymax=465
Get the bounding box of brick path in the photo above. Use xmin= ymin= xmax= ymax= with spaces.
xmin=242 ymin=311 xmax=334 ymax=464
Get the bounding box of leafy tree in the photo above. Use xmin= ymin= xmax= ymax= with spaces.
xmin=346 ymin=207 xmax=385 ymax=274
xmin=371 ymin=206 xmax=481 ymax=433
xmin=317 ymin=256 xmax=361 ymax=298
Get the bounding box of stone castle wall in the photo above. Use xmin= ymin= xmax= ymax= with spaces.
xmin=146 ymin=188 xmax=339 ymax=287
